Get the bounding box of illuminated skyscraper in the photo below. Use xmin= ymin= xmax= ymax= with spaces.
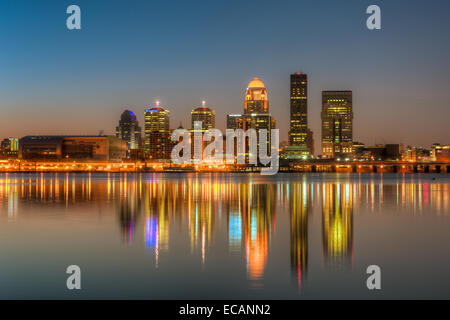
xmin=282 ymin=73 xmax=313 ymax=160
xmin=289 ymin=73 xmax=308 ymax=146
xmin=191 ymin=104 xmax=215 ymax=131
xmin=145 ymin=106 xmax=170 ymax=132
xmin=145 ymin=105 xmax=171 ymax=160
xmin=191 ymin=102 xmax=216 ymax=162
xmin=116 ymin=110 xmax=141 ymax=150
xmin=240 ymin=78 xmax=276 ymax=163
xmin=244 ymin=77 xmax=269 ymax=114
xmin=224 ymin=78 xmax=276 ymax=165
xmin=321 ymin=91 xmax=353 ymax=159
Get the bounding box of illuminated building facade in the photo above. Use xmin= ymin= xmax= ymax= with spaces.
xmin=1 ymin=137 xmax=19 ymax=158
xmin=226 ymin=77 xmax=276 ymax=164
xmin=306 ymin=128 xmax=314 ymax=156
xmin=283 ymin=73 xmax=313 ymax=159
xmin=244 ymin=77 xmax=269 ymax=114
xmin=242 ymin=113 xmax=275 ymax=158
xmin=191 ymin=104 xmax=215 ymax=131
xmin=226 ymin=114 xmax=243 ymax=130
xmin=144 ymin=106 xmax=171 ymax=160
xmin=19 ymin=136 xmax=127 ymax=161
xmin=289 ymin=73 xmax=308 ymax=146
xmin=431 ymin=143 xmax=450 ymax=162
xmin=115 ymin=110 xmax=141 ymax=151
xmin=321 ymin=91 xmax=353 ymax=159
xmin=191 ymin=104 xmax=216 ymax=162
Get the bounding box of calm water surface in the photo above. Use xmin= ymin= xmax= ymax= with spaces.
xmin=1 ymin=172 xmax=449 ymax=299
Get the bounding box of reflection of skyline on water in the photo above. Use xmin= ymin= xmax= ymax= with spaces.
xmin=290 ymin=182 xmax=310 ymax=289
xmin=322 ymin=183 xmax=353 ymax=269
xmin=0 ymin=172 xmax=449 ymax=290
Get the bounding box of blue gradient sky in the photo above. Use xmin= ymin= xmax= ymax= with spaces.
xmin=1 ymin=0 xmax=449 ymax=152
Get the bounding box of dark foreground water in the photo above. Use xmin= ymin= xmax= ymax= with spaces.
xmin=0 ymin=172 xmax=449 ymax=299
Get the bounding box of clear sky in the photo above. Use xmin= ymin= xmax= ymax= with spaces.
xmin=1 ymin=0 xmax=449 ymax=153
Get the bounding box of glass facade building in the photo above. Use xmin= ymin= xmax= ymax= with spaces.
xmin=321 ymin=91 xmax=353 ymax=159
xmin=116 ymin=110 xmax=142 ymax=151
xmin=289 ymin=73 xmax=308 ymax=147
xmin=144 ymin=107 xmax=171 ymax=160
xmin=191 ymin=105 xmax=216 ymax=162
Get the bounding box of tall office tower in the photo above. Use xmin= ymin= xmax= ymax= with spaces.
xmin=116 ymin=110 xmax=142 ymax=151
xmin=191 ymin=103 xmax=215 ymax=163
xmin=225 ymin=77 xmax=275 ymax=164
xmin=321 ymin=91 xmax=353 ymax=159
xmin=243 ymin=78 xmax=275 ymax=162
xmin=244 ymin=77 xmax=269 ymax=114
xmin=282 ymin=73 xmax=311 ymax=160
xmin=289 ymin=73 xmax=308 ymax=146
xmin=144 ymin=106 xmax=171 ymax=160
xmin=191 ymin=103 xmax=215 ymax=131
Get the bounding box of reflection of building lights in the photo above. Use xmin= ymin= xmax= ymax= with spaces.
xmin=145 ymin=217 xmax=158 ymax=248
xmin=229 ymin=212 xmax=242 ymax=248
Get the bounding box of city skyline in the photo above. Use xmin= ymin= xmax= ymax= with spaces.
xmin=2 ymin=70 xmax=450 ymax=153
xmin=1 ymin=0 xmax=450 ymax=154
xmin=2 ymin=71 xmax=450 ymax=160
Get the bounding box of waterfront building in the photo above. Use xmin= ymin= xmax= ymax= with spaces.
xmin=191 ymin=102 xmax=215 ymax=131
xmin=19 ymin=136 xmax=126 ymax=161
xmin=191 ymin=102 xmax=216 ymax=163
xmin=321 ymin=91 xmax=353 ymax=159
xmin=226 ymin=77 xmax=276 ymax=164
xmin=431 ymin=143 xmax=450 ymax=162
xmin=115 ymin=110 xmax=142 ymax=151
xmin=0 ymin=137 xmax=19 ymax=158
xmin=289 ymin=73 xmax=308 ymax=147
xmin=144 ymin=105 xmax=171 ymax=160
